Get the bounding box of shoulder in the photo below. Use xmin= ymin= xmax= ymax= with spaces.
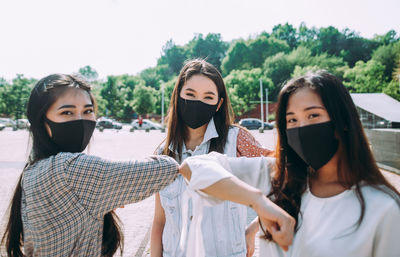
xmin=361 ymin=185 xmax=400 ymax=212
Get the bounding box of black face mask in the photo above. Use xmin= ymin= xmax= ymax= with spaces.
xmin=178 ymin=97 xmax=219 ymax=129
xmin=286 ymin=121 xmax=339 ymax=171
xmin=45 ymin=118 xmax=96 ymax=153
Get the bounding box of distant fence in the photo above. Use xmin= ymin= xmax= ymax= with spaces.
xmin=365 ymin=129 xmax=400 ymax=175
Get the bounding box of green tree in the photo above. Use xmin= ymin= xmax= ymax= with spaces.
xmin=247 ymin=34 xmax=290 ymax=68
xmin=187 ymin=33 xmax=229 ymax=70
xmin=132 ymin=84 xmax=157 ymax=115
xmin=158 ymin=40 xmax=188 ymax=75
xmin=382 ymin=80 xmax=400 ymax=101
xmin=221 ymin=40 xmax=252 ymax=76
xmin=100 ymin=76 xmax=124 ymax=118
xmin=371 ymin=42 xmax=400 ymax=81
xmin=1 ymin=75 xmax=35 ymax=120
xmin=373 ymin=30 xmax=399 ymax=45
xmin=0 ymin=78 xmax=9 ymax=116
xmin=78 ymin=65 xmax=98 ymax=82
xmin=140 ymin=67 xmax=161 ymax=89
xmin=221 ymin=34 xmax=289 ymax=76
xmin=225 ymin=68 xmax=273 ymax=114
xmin=272 ymin=23 xmax=298 ymax=49
xmin=343 ymin=60 xmax=386 ymax=93
xmin=263 ymin=47 xmax=313 ymax=95
xmin=297 ymin=23 xmax=318 ymax=47
xmin=118 ymin=75 xmax=146 ymax=121
xmin=264 ymin=46 xmax=347 ymax=94
xmin=154 ymin=77 xmax=177 ymax=115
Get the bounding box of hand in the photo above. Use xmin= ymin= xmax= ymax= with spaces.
xmin=253 ymin=194 xmax=295 ymax=252
xmin=245 ymin=221 xmax=258 ymax=257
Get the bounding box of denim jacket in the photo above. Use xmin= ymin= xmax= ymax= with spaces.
xmin=159 ymin=118 xmax=247 ymax=257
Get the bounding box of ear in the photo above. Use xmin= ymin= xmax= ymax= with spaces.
xmin=216 ymin=98 xmax=224 ymax=112
xmin=44 ymin=122 xmax=52 ymax=138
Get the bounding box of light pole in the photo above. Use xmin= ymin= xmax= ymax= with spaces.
xmin=259 ymin=79 xmax=264 ymax=132
xmin=265 ymin=87 xmax=268 ymax=123
xmin=160 ymin=81 xmax=165 ymax=128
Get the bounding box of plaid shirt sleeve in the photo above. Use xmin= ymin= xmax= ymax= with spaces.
xmin=60 ymin=153 xmax=179 ymax=217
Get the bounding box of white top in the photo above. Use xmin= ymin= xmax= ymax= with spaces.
xmin=185 ymin=153 xmax=400 ymax=257
xmin=260 ymin=185 xmax=400 ymax=257
xmin=159 ymin=118 xmax=248 ymax=257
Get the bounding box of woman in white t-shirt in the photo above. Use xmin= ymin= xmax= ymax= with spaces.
xmin=185 ymin=70 xmax=400 ymax=257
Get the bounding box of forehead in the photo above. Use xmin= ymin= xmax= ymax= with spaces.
xmin=182 ymin=74 xmax=218 ymax=93
xmin=287 ymin=87 xmax=324 ymax=111
xmin=51 ymin=87 xmax=92 ymax=108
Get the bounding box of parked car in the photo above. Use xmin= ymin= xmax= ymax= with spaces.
xmin=0 ymin=123 xmax=5 ymax=131
xmin=0 ymin=117 xmax=15 ymax=127
xmin=16 ymin=119 xmax=30 ymax=129
xmin=131 ymin=119 xmax=162 ymax=130
xmin=96 ymin=118 xmax=122 ymax=130
xmin=238 ymin=118 xmax=274 ymax=130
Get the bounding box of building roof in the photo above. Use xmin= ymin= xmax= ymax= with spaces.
xmin=351 ymin=93 xmax=400 ymax=122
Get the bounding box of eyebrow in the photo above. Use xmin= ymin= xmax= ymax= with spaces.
xmin=286 ymin=106 xmax=325 ymax=115
xmin=184 ymin=88 xmax=216 ymax=95
xmin=57 ymin=104 xmax=93 ymax=110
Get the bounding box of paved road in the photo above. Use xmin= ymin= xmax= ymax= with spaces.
xmin=0 ymin=127 xmax=399 ymax=256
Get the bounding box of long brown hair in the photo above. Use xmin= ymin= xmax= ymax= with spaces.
xmin=162 ymin=59 xmax=234 ymax=160
xmin=1 ymin=74 xmax=123 ymax=256
xmin=269 ymin=70 xmax=400 ymax=236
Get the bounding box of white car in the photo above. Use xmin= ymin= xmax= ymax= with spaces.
xmin=131 ymin=119 xmax=162 ymax=130
xmin=16 ymin=119 xmax=30 ymax=129
xmin=0 ymin=117 xmax=15 ymax=127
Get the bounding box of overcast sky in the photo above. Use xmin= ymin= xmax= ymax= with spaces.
xmin=1 ymin=0 xmax=399 ymax=81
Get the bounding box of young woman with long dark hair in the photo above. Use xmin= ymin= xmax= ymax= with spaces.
xmin=1 ymin=73 xmax=294 ymax=257
xmin=151 ymin=59 xmax=273 ymax=257
xmin=186 ymin=70 xmax=400 ymax=257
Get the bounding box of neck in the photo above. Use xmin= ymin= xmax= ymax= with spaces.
xmin=185 ymin=123 xmax=208 ymax=151
xmin=309 ymin=151 xmax=347 ymax=197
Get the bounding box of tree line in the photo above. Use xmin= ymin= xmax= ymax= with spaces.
xmin=1 ymin=23 xmax=399 ymax=122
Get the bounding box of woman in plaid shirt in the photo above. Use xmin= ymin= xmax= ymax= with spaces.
xmin=1 ymin=74 xmax=294 ymax=257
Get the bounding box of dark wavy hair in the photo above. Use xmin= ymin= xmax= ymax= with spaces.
xmin=266 ymin=70 xmax=400 ymax=238
xmin=1 ymin=74 xmax=123 ymax=257
xmin=162 ymin=59 xmax=234 ymax=160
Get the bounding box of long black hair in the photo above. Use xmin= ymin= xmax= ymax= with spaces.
xmin=162 ymin=59 xmax=235 ymax=160
xmin=268 ymin=70 xmax=400 ymax=237
xmin=1 ymin=74 xmax=123 ymax=256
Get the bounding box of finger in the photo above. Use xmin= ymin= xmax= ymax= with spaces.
xmin=246 ymin=248 xmax=254 ymax=257
xmin=250 ymin=248 xmax=255 ymax=256
xmin=270 ymin=223 xmax=291 ymax=252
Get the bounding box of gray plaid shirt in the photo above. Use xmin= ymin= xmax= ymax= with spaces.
xmin=20 ymin=152 xmax=179 ymax=256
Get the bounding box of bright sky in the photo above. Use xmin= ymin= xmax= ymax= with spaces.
xmin=1 ymin=0 xmax=399 ymax=81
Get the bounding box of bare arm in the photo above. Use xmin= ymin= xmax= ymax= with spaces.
xmin=245 ymin=217 xmax=260 ymax=257
xmin=150 ymin=193 xmax=165 ymax=257
xmin=179 ymin=161 xmax=295 ymax=251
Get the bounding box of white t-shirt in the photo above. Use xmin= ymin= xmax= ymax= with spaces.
xmin=260 ymin=185 xmax=400 ymax=257
xmin=185 ymin=153 xmax=400 ymax=257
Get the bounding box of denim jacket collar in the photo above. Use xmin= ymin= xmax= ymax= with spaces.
xmin=168 ymin=118 xmax=219 ymax=155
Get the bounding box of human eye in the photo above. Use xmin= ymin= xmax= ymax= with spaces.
xmin=308 ymin=113 xmax=320 ymax=119
xmin=60 ymin=110 xmax=73 ymax=115
xmin=287 ymin=118 xmax=297 ymax=123
xmin=84 ymin=109 xmax=94 ymax=114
